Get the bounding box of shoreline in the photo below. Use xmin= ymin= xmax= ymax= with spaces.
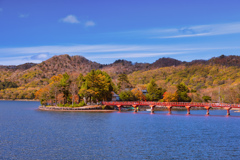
xmin=38 ymin=108 xmax=117 ymax=112
xmin=0 ymin=99 xmax=39 ymax=102
xmin=38 ymin=105 xmax=117 ymax=112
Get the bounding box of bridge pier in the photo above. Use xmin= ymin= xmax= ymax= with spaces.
xmin=149 ymin=105 xmax=155 ymax=113
xmin=204 ymin=106 xmax=211 ymax=115
xmin=117 ymin=105 xmax=122 ymax=112
xmin=226 ymin=107 xmax=232 ymax=116
xmin=166 ymin=106 xmax=172 ymax=114
xmin=132 ymin=105 xmax=138 ymax=112
xmin=185 ymin=106 xmax=191 ymax=115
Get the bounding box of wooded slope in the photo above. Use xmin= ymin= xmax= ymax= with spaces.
xmin=0 ymin=54 xmax=240 ymax=103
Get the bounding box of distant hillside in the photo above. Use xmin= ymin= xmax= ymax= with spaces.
xmin=1 ymin=54 xmax=240 ymax=84
xmin=1 ymin=55 xmax=186 ymax=84
xmin=128 ymin=63 xmax=240 ymax=103
xmin=1 ymin=54 xmax=240 ymax=102
xmin=1 ymin=55 xmax=103 ymax=85
xmin=150 ymin=57 xmax=182 ymax=68
xmin=0 ymin=63 xmax=36 ymax=71
xmin=101 ymin=59 xmax=150 ymax=79
xmin=30 ymin=54 xmax=103 ymax=77
xmin=208 ymin=55 xmax=240 ymax=67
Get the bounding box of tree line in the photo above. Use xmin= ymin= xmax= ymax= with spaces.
xmin=118 ymin=78 xmax=192 ymax=102
xmin=35 ymin=70 xmax=195 ymax=107
xmin=35 ymin=70 xmax=114 ymax=106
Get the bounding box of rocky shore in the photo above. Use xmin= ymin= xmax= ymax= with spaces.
xmin=38 ymin=105 xmax=116 ymax=112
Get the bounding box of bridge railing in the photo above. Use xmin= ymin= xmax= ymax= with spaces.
xmin=102 ymin=101 xmax=240 ymax=108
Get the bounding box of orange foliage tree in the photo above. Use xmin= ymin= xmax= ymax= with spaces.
xmin=163 ymin=92 xmax=178 ymax=102
xmin=35 ymin=86 xmax=50 ymax=105
xmin=131 ymin=88 xmax=146 ymax=101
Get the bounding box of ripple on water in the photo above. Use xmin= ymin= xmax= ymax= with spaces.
xmin=0 ymin=101 xmax=240 ymax=159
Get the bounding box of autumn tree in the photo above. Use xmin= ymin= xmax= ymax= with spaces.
xmin=35 ymin=86 xmax=50 ymax=105
xmin=202 ymin=96 xmax=211 ymax=102
xmin=69 ymin=81 xmax=78 ymax=106
xmin=72 ymin=73 xmax=84 ymax=103
xmin=60 ymin=73 xmax=71 ymax=104
xmin=79 ymin=87 xmax=95 ymax=104
xmin=79 ymin=70 xmax=114 ymax=104
xmin=176 ymin=83 xmax=191 ymax=102
xmin=163 ymin=92 xmax=178 ymax=102
xmin=77 ymin=73 xmax=84 ymax=89
xmin=131 ymin=88 xmax=146 ymax=101
xmin=146 ymin=79 xmax=166 ymax=101
xmin=119 ymin=90 xmax=136 ymax=101
xmin=117 ymin=73 xmax=132 ymax=92
xmin=49 ymin=74 xmax=62 ymax=105
xmin=96 ymin=70 xmax=114 ymax=101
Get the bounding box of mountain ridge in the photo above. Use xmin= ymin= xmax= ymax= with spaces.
xmin=2 ymin=54 xmax=240 ymax=71
xmin=1 ymin=54 xmax=240 ymax=84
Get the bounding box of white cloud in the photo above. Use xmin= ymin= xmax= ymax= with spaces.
xmin=0 ymin=56 xmax=42 ymax=65
xmin=124 ymin=22 xmax=240 ymax=39
xmin=30 ymin=53 xmax=50 ymax=60
xmin=87 ymin=52 xmax=185 ymax=59
xmin=60 ymin=15 xmax=80 ymax=24
xmin=19 ymin=14 xmax=29 ymax=18
xmin=0 ymin=44 xmax=239 ymax=56
xmin=0 ymin=44 xmax=239 ymax=65
xmin=161 ymin=33 xmax=210 ymax=38
xmin=85 ymin=21 xmax=95 ymax=27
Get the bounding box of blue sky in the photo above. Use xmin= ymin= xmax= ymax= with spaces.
xmin=1 ymin=0 xmax=240 ymax=65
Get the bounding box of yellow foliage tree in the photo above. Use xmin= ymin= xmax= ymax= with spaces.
xmin=163 ymin=92 xmax=178 ymax=102
xmin=50 ymin=74 xmax=63 ymax=83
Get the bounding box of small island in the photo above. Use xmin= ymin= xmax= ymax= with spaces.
xmin=36 ymin=69 xmax=117 ymax=111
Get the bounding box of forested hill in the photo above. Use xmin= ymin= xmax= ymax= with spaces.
xmin=0 ymin=63 xmax=36 ymax=71
xmin=1 ymin=54 xmax=240 ymax=102
xmin=0 ymin=54 xmax=186 ymax=83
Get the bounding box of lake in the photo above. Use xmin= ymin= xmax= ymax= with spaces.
xmin=0 ymin=101 xmax=240 ymax=159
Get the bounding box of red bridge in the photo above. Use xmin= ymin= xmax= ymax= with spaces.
xmin=102 ymin=101 xmax=240 ymax=115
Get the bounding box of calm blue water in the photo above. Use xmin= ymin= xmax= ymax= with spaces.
xmin=0 ymin=101 xmax=240 ymax=160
